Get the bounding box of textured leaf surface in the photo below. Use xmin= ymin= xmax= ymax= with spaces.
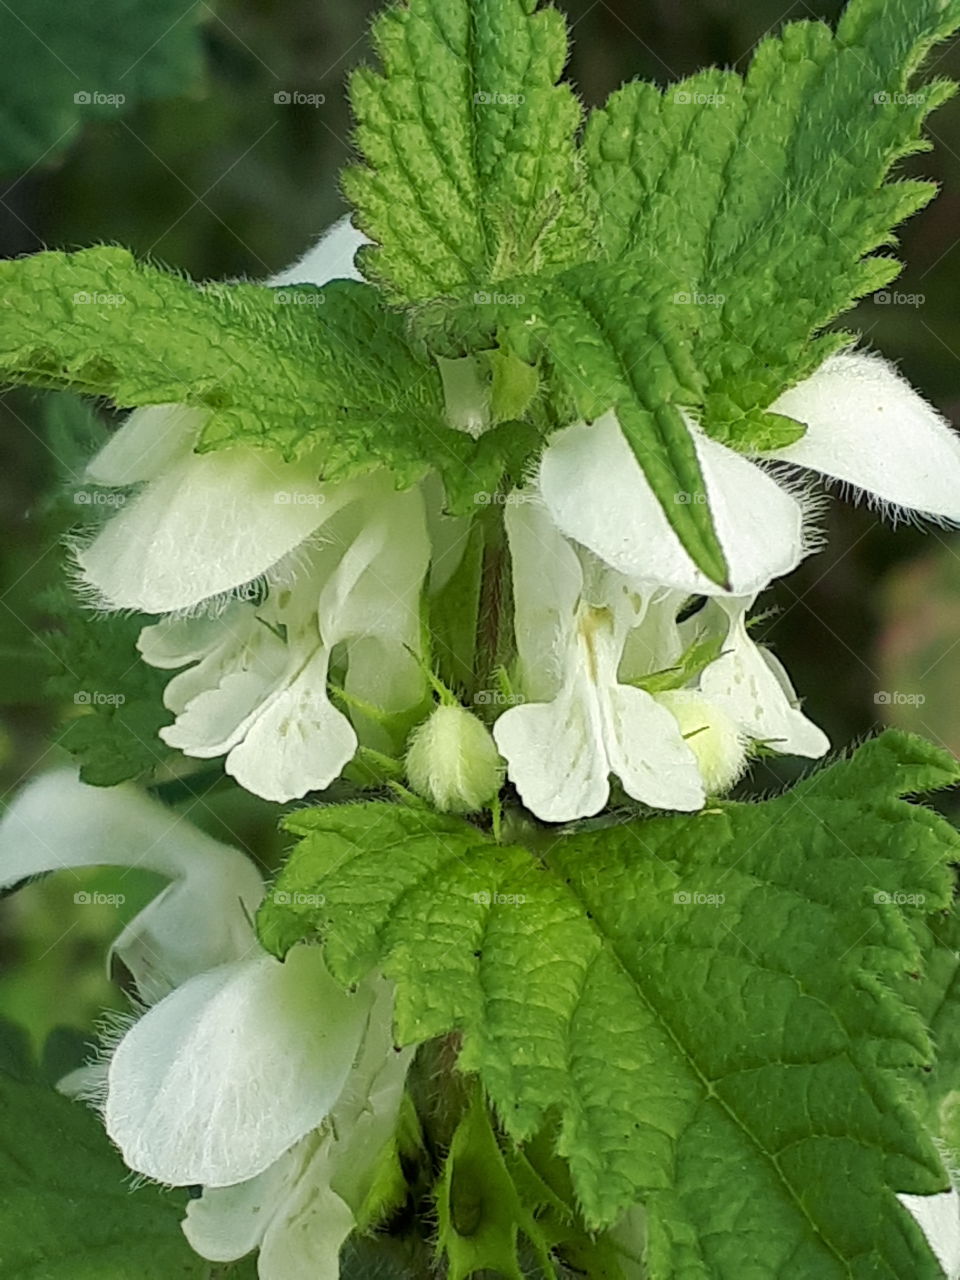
xmin=896 ymin=909 xmax=960 ymax=1169
xmin=43 ymin=584 xmax=175 ymax=787
xmin=583 ymin=0 xmax=960 ymax=447
xmin=344 ymin=0 xmax=590 ymax=302
xmin=0 ymin=0 xmax=207 ymax=174
xmin=259 ymin=733 xmax=960 ymax=1275
xmin=0 ymin=248 xmax=458 ymax=484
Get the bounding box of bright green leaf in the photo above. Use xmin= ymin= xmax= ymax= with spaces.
xmin=344 ymin=0 xmax=591 ymax=302
xmin=0 ymin=248 xmax=456 ymax=484
xmin=583 ymin=0 xmax=960 ymax=448
xmin=258 ymin=733 xmax=960 ymax=1276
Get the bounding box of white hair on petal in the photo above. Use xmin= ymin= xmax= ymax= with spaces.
xmin=752 ymin=459 xmax=828 ymax=560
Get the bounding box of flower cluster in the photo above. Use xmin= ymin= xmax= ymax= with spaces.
xmin=73 ymin=220 xmax=960 ymax=820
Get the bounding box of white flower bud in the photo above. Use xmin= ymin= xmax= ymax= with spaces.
xmin=406 ymin=704 xmax=503 ymax=814
xmin=654 ymin=690 xmax=747 ymax=796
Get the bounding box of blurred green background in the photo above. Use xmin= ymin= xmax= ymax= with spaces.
xmin=2 ymin=0 xmax=960 ymax=1050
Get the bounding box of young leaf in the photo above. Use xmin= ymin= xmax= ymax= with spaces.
xmin=258 ymin=732 xmax=960 ymax=1277
xmin=583 ymin=0 xmax=960 ymax=449
xmin=344 ymin=0 xmax=591 ymax=302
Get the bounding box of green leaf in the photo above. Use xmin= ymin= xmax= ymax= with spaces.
xmin=0 ymin=1058 xmax=216 ymax=1277
xmin=0 ymin=0 xmax=207 ymax=174
xmin=343 ymin=0 xmax=591 ymax=303
xmin=895 ymin=909 xmax=960 ymax=1168
xmin=42 ymin=581 xmax=174 ymax=786
xmin=259 ymin=732 xmax=960 ymax=1276
xmin=583 ymin=0 xmax=960 ymax=447
xmin=0 ymin=248 xmax=460 ymax=484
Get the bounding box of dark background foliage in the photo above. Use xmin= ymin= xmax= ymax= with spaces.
xmin=1 ymin=0 xmax=959 ymax=1038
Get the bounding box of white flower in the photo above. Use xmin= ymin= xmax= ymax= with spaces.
xmin=492 ymin=500 xmax=827 ymax=822
xmin=182 ymin=980 xmax=412 ymax=1280
xmin=538 ymin=351 xmax=960 ymax=596
xmin=0 ymin=770 xmax=412 ymax=1280
xmin=71 ymin=220 xmax=433 ymax=803
xmin=138 ymin=472 xmax=430 ymax=802
xmin=492 ymin=499 xmax=707 ymax=821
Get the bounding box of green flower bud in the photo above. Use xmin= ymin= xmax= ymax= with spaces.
xmin=654 ymin=690 xmax=747 ymax=796
xmin=406 ymin=704 xmax=504 ymax=814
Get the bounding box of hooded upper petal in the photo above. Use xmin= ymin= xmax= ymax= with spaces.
xmin=75 ymin=448 xmax=347 ymax=613
xmin=0 ymin=769 xmax=264 ymax=1003
xmin=105 ymin=947 xmax=373 ymax=1187
xmin=539 ymin=411 xmax=804 ymax=596
xmin=768 ymin=351 xmax=960 ymax=522
xmin=183 ymin=981 xmax=413 ymax=1279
